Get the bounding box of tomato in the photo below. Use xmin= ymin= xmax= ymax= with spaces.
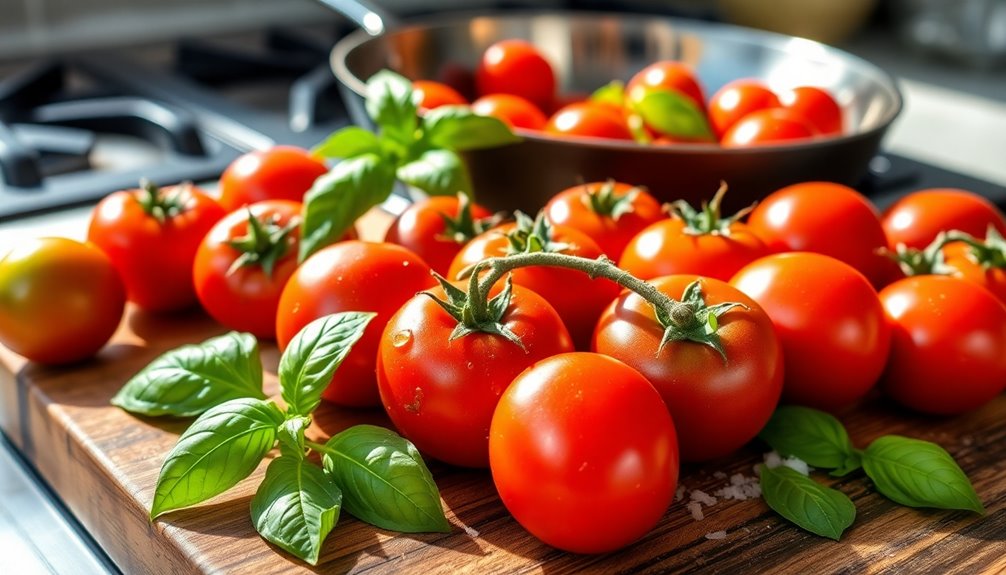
xmin=193 ymin=200 xmax=302 ymax=339
xmin=626 ymin=60 xmax=706 ymax=111
xmin=471 ymin=93 xmax=547 ymax=130
xmin=543 ymin=181 xmax=664 ymax=260
xmin=747 ymin=182 xmax=900 ymax=288
xmin=882 ymin=188 xmax=1006 ymax=250
xmin=720 ymin=108 xmax=817 ymax=147
xmin=781 ymin=86 xmax=842 ymax=135
xmin=412 ymin=80 xmax=468 ymax=110
xmin=545 ymin=102 xmax=635 ymax=141
xmin=276 ymin=241 xmax=436 ymax=406
xmin=879 ymin=275 xmax=1006 ymax=415
xmin=378 ymin=282 xmax=573 ymax=468
xmin=88 ymin=181 xmax=225 ymax=312
xmin=731 ymin=253 xmax=891 ymax=411
xmin=218 ymin=146 xmax=328 ymax=213
xmin=476 ymin=39 xmax=556 ymax=111
xmin=593 ymin=276 xmax=782 ymax=461
xmin=940 ymin=240 xmax=1006 ymax=303
xmin=708 ymin=79 xmax=782 ymax=138
xmin=384 ymin=194 xmax=495 ymax=276
xmin=0 ymin=238 xmax=125 ymax=364
xmin=490 ymin=352 xmax=678 ymax=553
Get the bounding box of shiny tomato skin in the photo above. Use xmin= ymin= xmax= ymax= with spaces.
xmin=879 ymin=276 xmax=1006 ymax=414
xmin=476 ymin=39 xmax=556 ymax=111
xmin=276 ymin=241 xmax=436 ymax=406
xmin=720 ymin=108 xmax=817 ymax=147
xmin=384 ymin=195 xmax=493 ymax=276
xmin=593 ymin=276 xmax=782 ymax=461
xmin=626 ymin=60 xmax=706 ymax=110
xmin=748 ymin=182 xmax=899 ymax=288
xmin=941 ymin=242 xmax=1006 ymax=303
xmin=490 ymin=352 xmax=678 ymax=553
xmin=412 ymin=80 xmax=468 ymax=110
xmin=882 ymin=188 xmax=1006 ymax=250
xmin=0 ymin=238 xmax=125 ymax=364
xmin=708 ymin=79 xmax=782 ymax=138
xmin=545 ymin=102 xmax=635 ymax=141
xmin=731 ymin=253 xmax=891 ymax=411
xmin=193 ymin=200 xmax=302 ymax=339
xmin=543 ymin=182 xmax=664 ymax=260
xmin=471 ymin=93 xmax=547 ymax=130
xmin=218 ymin=146 xmax=328 ymax=212
xmin=88 ymin=183 xmax=225 ymax=312
xmin=782 ymin=86 xmax=842 ymax=135
xmin=378 ymin=284 xmax=573 ymax=468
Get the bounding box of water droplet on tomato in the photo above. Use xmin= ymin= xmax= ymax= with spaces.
xmin=392 ymin=329 xmax=412 ymax=348
xmin=466 ymin=361 xmax=474 ymax=370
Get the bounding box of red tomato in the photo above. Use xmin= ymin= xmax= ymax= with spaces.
xmin=471 ymin=93 xmax=547 ymax=130
xmin=882 ymin=188 xmax=1006 ymax=250
xmin=782 ymin=86 xmax=843 ymax=135
xmin=412 ymin=80 xmax=468 ymax=110
xmin=731 ymin=253 xmax=891 ymax=411
xmin=747 ymin=182 xmax=899 ymax=288
xmin=490 ymin=352 xmax=678 ymax=553
xmin=708 ymin=79 xmax=782 ymax=138
xmin=476 ymin=39 xmax=556 ymax=111
xmin=543 ymin=181 xmax=664 ymax=260
xmin=545 ymin=102 xmax=635 ymax=141
xmin=218 ymin=146 xmax=328 ymax=213
xmin=0 ymin=238 xmax=125 ymax=364
xmin=384 ymin=195 xmax=495 ymax=276
xmin=193 ymin=200 xmax=302 ymax=339
xmin=879 ymin=275 xmax=1006 ymax=414
xmin=626 ymin=60 xmax=706 ymax=111
xmin=593 ymin=276 xmax=782 ymax=461
xmin=88 ymin=181 xmax=225 ymax=312
xmin=276 ymin=241 xmax=436 ymax=406
xmin=941 ymin=240 xmax=1006 ymax=303
xmin=378 ymin=283 xmax=573 ymax=468
xmin=720 ymin=108 xmax=817 ymax=147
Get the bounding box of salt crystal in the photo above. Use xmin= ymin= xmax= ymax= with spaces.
xmin=690 ymin=489 xmax=717 ymax=506
xmin=782 ymin=456 xmax=810 ymax=476
xmin=712 ymin=471 xmax=728 ymax=480
xmin=686 ymin=501 xmax=705 ymax=521
xmin=704 ymin=530 xmax=727 ymax=540
xmin=763 ymin=451 xmax=783 ymax=469
xmin=463 ymin=525 xmax=480 ymax=538
xmin=675 ymin=485 xmax=687 ymax=502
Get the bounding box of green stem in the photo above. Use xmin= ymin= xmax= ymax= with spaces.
xmin=306 ymin=440 xmax=329 ymax=454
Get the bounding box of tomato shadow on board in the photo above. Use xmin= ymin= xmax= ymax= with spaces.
xmin=126 ymin=304 xmax=222 ymax=343
xmin=15 ymin=341 xmax=148 ymax=410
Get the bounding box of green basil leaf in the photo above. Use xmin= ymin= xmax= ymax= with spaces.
xmin=317 ymin=424 xmax=449 ymax=533
xmin=112 ymin=331 xmax=264 ymax=417
xmin=831 ymin=450 xmax=864 ymax=478
xmin=590 ymin=80 xmax=625 ymax=107
xmin=760 ymin=465 xmax=856 ymax=540
xmin=312 ymin=126 xmax=381 ymax=159
xmin=278 ymin=416 xmax=311 ymax=459
xmin=251 ymin=456 xmax=342 ymax=566
xmin=397 ymin=148 xmax=472 ymax=197
xmin=298 ymin=153 xmax=395 ymax=262
xmin=366 ymin=70 xmax=417 ymax=145
xmin=759 ymin=406 xmax=856 ymax=470
xmin=862 ymin=435 xmax=984 ymax=513
xmin=150 ymin=398 xmax=283 ymax=519
xmin=422 ymin=105 xmax=520 ymax=151
xmin=279 ymin=312 xmax=376 ymax=416
xmin=628 ymin=85 xmax=713 ymax=140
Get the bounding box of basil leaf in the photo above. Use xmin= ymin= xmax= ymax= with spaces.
xmin=279 ymin=312 xmax=376 ymax=416
xmin=759 ymin=406 xmax=856 ymax=470
xmin=628 ymin=86 xmax=713 ymax=140
xmin=423 ymin=106 xmax=520 ymax=151
xmin=760 ymin=465 xmax=856 ymax=540
xmin=251 ymin=456 xmax=342 ymax=566
xmin=366 ymin=70 xmax=417 ymax=145
xmin=862 ymin=435 xmax=984 ymax=513
xmin=831 ymin=450 xmax=864 ymax=478
xmin=278 ymin=416 xmax=310 ymax=459
xmin=590 ymin=80 xmax=625 ymax=107
xmin=299 ymin=153 xmax=395 ymax=262
xmin=317 ymin=424 xmax=449 ymax=533
xmin=112 ymin=331 xmax=264 ymax=417
xmin=312 ymin=126 xmax=381 ymax=159
xmin=397 ymin=148 xmax=472 ymax=197
xmin=150 ymin=398 xmax=283 ymax=519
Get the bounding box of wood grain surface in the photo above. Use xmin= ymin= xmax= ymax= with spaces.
xmin=2 ymin=210 xmax=1006 ymax=574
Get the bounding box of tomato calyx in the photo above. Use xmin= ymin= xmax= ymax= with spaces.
xmin=437 ymin=193 xmax=504 ymax=245
xmin=949 ymin=226 xmax=1006 ymax=269
xmin=667 ymin=182 xmax=754 ymax=236
xmin=888 ymin=231 xmax=960 ymax=276
xmin=580 ymin=180 xmax=640 ymax=221
xmin=136 ymin=179 xmax=188 ymax=223
xmin=422 ymin=272 xmax=526 ymax=349
xmin=504 ymin=212 xmax=572 ymax=255
xmin=225 ymin=209 xmax=298 ymax=277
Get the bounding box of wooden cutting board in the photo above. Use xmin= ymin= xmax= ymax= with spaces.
xmin=3 ymin=209 xmax=1006 ymax=574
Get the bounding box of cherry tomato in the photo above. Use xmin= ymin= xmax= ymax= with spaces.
xmin=88 ymin=181 xmax=225 ymax=312
xmin=781 ymin=86 xmax=843 ymax=135
xmin=720 ymin=109 xmax=817 ymax=147
xmin=490 ymin=352 xmax=678 ymax=553
xmin=940 ymin=240 xmax=1006 ymax=303
xmin=384 ymin=195 xmax=495 ymax=276
xmin=378 ymin=283 xmax=573 ymax=468
xmin=626 ymin=60 xmax=706 ymax=111
xmin=747 ymin=182 xmax=899 ymax=288
xmin=593 ymin=276 xmax=782 ymax=461
xmin=276 ymin=241 xmax=436 ymax=406
xmin=471 ymin=93 xmax=547 ymax=130
xmin=545 ymin=102 xmax=635 ymax=141
xmin=476 ymin=39 xmax=556 ymax=111
xmin=879 ymin=275 xmax=1006 ymax=415
xmin=218 ymin=146 xmax=328 ymax=213
xmin=708 ymin=79 xmax=782 ymax=138
xmin=543 ymin=181 xmax=664 ymax=260
xmin=882 ymin=188 xmax=1006 ymax=250
xmin=0 ymin=238 xmax=125 ymax=364
xmin=412 ymin=80 xmax=468 ymax=110
xmin=193 ymin=200 xmax=302 ymax=339
xmin=731 ymin=253 xmax=891 ymax=411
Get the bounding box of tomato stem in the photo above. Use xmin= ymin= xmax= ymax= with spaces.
xmin=136 ymin=179 xmax=187 ymax=223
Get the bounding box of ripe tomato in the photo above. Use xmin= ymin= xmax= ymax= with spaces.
xmin=193 ymin=200 xmax=302 ymax=339
xmin=543 ymin=181 xmax=664 ymax=260
xmin=879 ymin=275 xmax=1006 ymax=415
xmin=781 ymin=86 xmax=842 ymax=135
xmin=471 ymin=93 xmax=547 ymax=130
xmin=218 ymin=146 xmax=328 ymax=212
xmin=545 ymin=102 xmax=634 ymax=141
xmin=593 ymin=276 xmax=782 ymax=461
xmin=412 ymin=80 xmax=468 ymax=110
xmin=384 ymin=194 xmax=495 ymax=276
xmin=881 ymin=188 xmax=1006 ymax=250
xmin=708 ymin=79 xmax=781 ymax=138
xmin=0 ymin=238 xmax=125 ymax=364
xmin=88 ymin=181 xmax=225 ymax=312
xmin=731 ymin=253 xmax=891 ymax=411
xmin=378 ymin=282 xmax=573 ymax=468
xmin=626 ymin=60 xmax=706 ymax=111
xmin=476 ymin=39 xmax=556 ymax=111
xmin=276 ymin=241 xmax=436 ymax=406
xmin=747 ymin=182 xmax=899 ymax=288
xmin=490 ymin=352 xmax=678 ymax=554
xmin=720 ymin=108 xmax=816 ymax=147
xmin=940 ymin=239 xmax=1006 ymax=303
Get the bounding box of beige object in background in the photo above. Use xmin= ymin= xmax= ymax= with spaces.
xmin=717 ymin=0 xmax=879 ymax=44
